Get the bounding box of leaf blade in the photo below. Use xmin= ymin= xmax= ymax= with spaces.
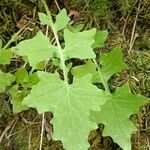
xmin=0 ymin=71 xmax=15 ymax=93
xmin=23 ymin=72 xmax=106 ymax=150
xmin=38 ymin=12 xmax=52 ymax=26
xmin=10 ymin=86 xmax=29 ymax=113
xmin=54 ymin=9 xmax=70 ymax=31
xmin=63 ymin=28 xmax=96 ymax=60
xmin=92 ymin=31 xmax=108 ymax=49
xmin=100 ymin=48 xmax=127 ymax=82
xmin=91 ymin=85 xmax=148 ymax=150
xmin=0 ymin=49 xmax=13 ymax=65
xmin=15 ymin=31 xmax=57 ymax=67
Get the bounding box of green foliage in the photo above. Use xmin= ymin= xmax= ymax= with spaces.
xmin=54 ymin=9 xmax=70 ymax=31
xmin=91 ymin=85 xmax=148 ymax=150
xmin=10 ymin=85 xmax=29 ymax=113
xmin=15 ymin=68 xmax=30 ymax=84
xmin=10 ymin=68 xmax=39 ymax=113
xmin=23 ymin=72 xmax=105 ymax=149
xmin=71 ymin=48 xmax=127 ymax=86
xmin=100 ymin=48 xmax=127 ymax=85
xmin=0 ymin=40 xmax=15 ymax=94
xmin=39 ymin=9 xmax=70 ymax=31
xmin=38 ymin=12 xmax=53 ymax=26
xmin=15 ymin=31 xmax=57 ymax=68
xmin=63 ymin=28 xmax=96 ymax=60
xmin=71 ymin=60 xmax=99 ymax=83
xmin=92 ymin=31 xmax=108 ymax=48
xmin=0 ymin=6 xmax=148 ymax=150
xmin=0 ymin=40 xmax=13 ymax=65
xmin=0 ymin=49 xmax=13 ymax=65
xmin=0 ymin=71 xmax=15 ymax=93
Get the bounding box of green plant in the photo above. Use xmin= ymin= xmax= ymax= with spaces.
xmin=0 ymin=1 xmax=148 ymax=150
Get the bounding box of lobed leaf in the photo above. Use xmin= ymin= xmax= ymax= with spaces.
xmin=10 ymin=8 xmax=147 ymax=150
xmin=39 ymin=9 xmax=70 ymax=31
xmin=100 ymin=48 xmax=127 ymax=83
xmin=54 ymin=9 xmax=70 ymax=31
xmin=63 ymin=28 xmax=96 ymax=60
xmin=15 ymin=31 xmax=57 ymax=68
xmin=22 ymin=71 xmax=106 ymax=150
xmin=38 ymin=12 xmax=52 ymax=26
xmin=91 ymin=85 xmax=148 ymax=150
xmin=71 ymin=48 xmax=126 ymax=85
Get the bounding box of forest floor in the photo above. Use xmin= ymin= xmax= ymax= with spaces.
xmin=0 ymin=0 xmax=150 ymax=149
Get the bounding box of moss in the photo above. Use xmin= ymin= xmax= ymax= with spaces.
xmin=0 ymin=0 xmax=34 ymax=44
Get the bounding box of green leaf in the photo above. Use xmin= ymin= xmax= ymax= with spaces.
xmin=73 ymin=23 xmax=85 ymax=32
xmin=15 ymin=68 xmax=30 ymax=84
xmin=10 ymin=85 xmax=29 ymax=113
xmin=0 ymin=71 xmax=15 ymax=93
xmin=66 ymin=23 xmax=85 ymax=32
xmin=54 ymin=9 xmax=70 ymax=31
xmin=34 ymin=61 xmax=45 ymax=70
xmin=71 ymin=48 xmax=127 ymax=85
xmin=39 ymin=9 xmax=69 ymax=31
xmin=23 ymin=72 xmax=106 ymax=150
xmin=71 ymin=61 xmax=96 ymax=77
xmin=10 ymin=71 xmax=39 ymax=113
xmin=92 ymin=31 xmax=108 ymax=49
xmin=91 ymin=85 xmax=148 ymax=150
xmin=38 ymin=12 xmax=52 ymax=26
xmin=15 ymin=31 xmax=57 ymax=68
xmin=63 ymin=28 xmax=96 ymax=60
xmin=71 ymin=60 xmax=100 ymax=83
xmin=29 ymin=72 xmax=39 ymax=85
xmin=15 ymin=68 xmax=39 ymax=88
xmin=52 ymin=58 xmax=60 ymax=67
xmin=0 ymin=49 xmax=13 ymax=65
xmin=100 ymin=48 xmax=127 ymax=84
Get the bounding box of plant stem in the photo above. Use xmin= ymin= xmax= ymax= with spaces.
xmin=39 ymin=113 xmax=45 ymax=150
xmin=41 ymin=0 xmax=68 ymax=85
xmin=52 ymin=27 xmax=68 ymax=84
xmin=93 ymin=59 xmax=110 ymax=93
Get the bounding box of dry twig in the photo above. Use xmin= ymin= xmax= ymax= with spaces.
xmin=128 ymin=2 xmax=141 ymax=55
